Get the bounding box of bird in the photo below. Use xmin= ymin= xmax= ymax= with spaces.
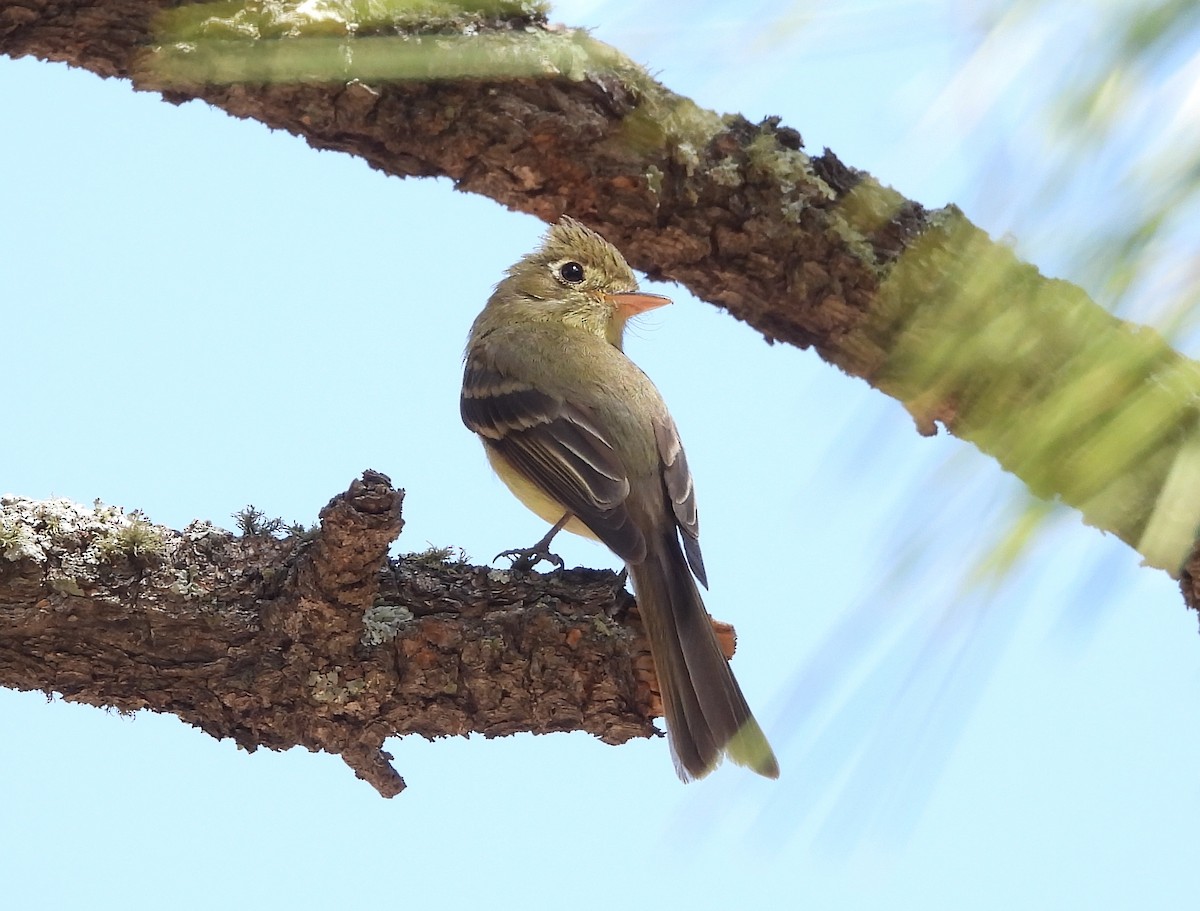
xmin=460 ymin=215 xmax=779 ymax=781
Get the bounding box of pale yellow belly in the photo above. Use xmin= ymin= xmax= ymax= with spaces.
xmin=485 ymin=445 xmax=599 ymax=540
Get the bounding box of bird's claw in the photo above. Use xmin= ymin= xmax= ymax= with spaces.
xmin=494 ymin=545 xmax=565 ymax=573
xmin=494 ymin=514 xmax=571 ymax=573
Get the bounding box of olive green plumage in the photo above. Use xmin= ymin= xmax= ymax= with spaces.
xmin=462 ymin=217 xmax=778 ymax=781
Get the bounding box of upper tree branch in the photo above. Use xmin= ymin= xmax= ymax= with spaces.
xmin=4 ymin=9 xmax=1200 ymax=594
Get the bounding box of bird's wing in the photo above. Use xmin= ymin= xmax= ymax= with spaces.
xmin=461 ymin=358 xmax=648 ymax=563
xmin=652 ymin=413 xmax=707 ymax=588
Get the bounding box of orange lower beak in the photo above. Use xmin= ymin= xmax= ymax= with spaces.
xmin=604 ymin=291 xmax=672 ymax=319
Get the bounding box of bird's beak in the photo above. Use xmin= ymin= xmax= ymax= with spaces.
xmin=604 ymin=291 xmax=672 ymax=319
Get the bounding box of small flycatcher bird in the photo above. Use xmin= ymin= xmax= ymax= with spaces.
xmin=460 ymin=216 xmax=779 ymax=781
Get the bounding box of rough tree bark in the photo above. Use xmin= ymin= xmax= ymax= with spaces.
xmin=4 ymin=0 xmax=1200 ymax=791
xmin=0 ymin=472 xmax=670 ymax=795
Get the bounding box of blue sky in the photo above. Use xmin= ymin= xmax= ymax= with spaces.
xmin=3 ymin=2 xmax=1200 ymax=908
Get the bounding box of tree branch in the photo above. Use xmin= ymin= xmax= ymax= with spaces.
xmin=0 ymin=473 xmax=661 ymax=795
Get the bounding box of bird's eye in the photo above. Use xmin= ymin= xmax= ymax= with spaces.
xmin=558 ymin=261 xmax=585 ymax=284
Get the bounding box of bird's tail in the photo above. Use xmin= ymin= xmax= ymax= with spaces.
xmin=629 ymin=531 xmax=779 ymax=781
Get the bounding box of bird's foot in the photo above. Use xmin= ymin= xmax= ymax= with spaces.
xmin=493 ymin=544 xmax=566 ymax=573
xmin=493 ymin=514 xmax=571 ymax=573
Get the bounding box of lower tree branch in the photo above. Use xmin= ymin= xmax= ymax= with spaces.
xmin=0 ymin=472 xmax=661 ymax=796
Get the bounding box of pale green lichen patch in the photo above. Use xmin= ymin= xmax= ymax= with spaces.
xmin=744 ymin=129 xmax=816 ymax=190
xmin=168 ymin=567 xmax=209 ymax=598
xmin=308 ymin=667 xmax=368 ymax=703
xmin=1 ymin=497 xmax=108 ymax=562
xmin=615 ymin=95 xmax=724 ymax=167
xmin=644 ymin=164 xmax=664 ymax=196
xmin=48 ymin=576 xmax=86 ymax=597
xmin=0 ymin=495 xmax=173 ymax=575
xmin=832 ymin=177 xmax=910 ymax=247
xmin=743 ymin=129 xmax=829 ymax=224
xmin=590 ymin=614 xmax=619 ymax=638
xmin=308 ymin=668 xmax=342 ymax=702
xmin=706 ymin=157 xmax=742 ymax=189
xmin=361 ymin=603 xmax=415 ymax=646
xmin=0 ymin=511 xmax=42 ymax=562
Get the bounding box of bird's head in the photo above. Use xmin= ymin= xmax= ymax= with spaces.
xmin=487 ymin=216 xmax=671 ymax=347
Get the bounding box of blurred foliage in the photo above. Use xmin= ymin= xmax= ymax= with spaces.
xmin=937 ymin=0 xmax=1200 ymax=584
xmin=713 ymin=0 xmax=1200 ymax=848
xmin=1037 ymin=0 xmax=1200 ymax=338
